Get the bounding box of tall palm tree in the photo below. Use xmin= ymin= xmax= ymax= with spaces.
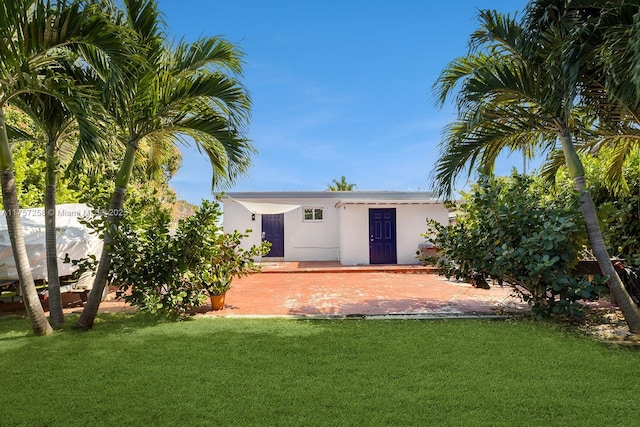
xmin=526 ymin=0 xmax=640 ymax=195
xmin=8 ymin=86 xmax=105 ymax=328
xmin=575 ymin=0 xmax=640 ymax=195
xmin=0 ymin=0 xmax=131 ymax=334
xmin=432 ymin=9 xmax=640 ymax=331
xmin=76 ymin=0 xmax=254 ymax=330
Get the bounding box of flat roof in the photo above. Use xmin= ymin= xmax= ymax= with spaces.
xmin=220 ymin=191 xmax=438 ymax=202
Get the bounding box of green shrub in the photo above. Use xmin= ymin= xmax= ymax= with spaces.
xmin=71 ymin=200 xmax=268 ymax=315
xmin=589 ymin=150 xmax=640 ymax=266
xmin=107 ymin=204 xmax=204 ymax=315
xmin=421 ymin=173 xmax=607 ymax=319
xmin=553 ymin=148 xmax=640 ymax=266
xmin=176 ymin=203 xmax=270 ymax=297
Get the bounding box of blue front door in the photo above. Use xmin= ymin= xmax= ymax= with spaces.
xmin=369 ymin=208 xmax=397 ymax=264
xmin=262 ymin=214 xmax=284 ymax=257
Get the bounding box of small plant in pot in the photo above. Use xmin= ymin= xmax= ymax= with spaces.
xmin=202 ymin=230 xmax=271 ymax=310
xmin=89 ymin=200 xmax=270 ymax=315
xmin=177 ymin=201 xmax=270 ymax=311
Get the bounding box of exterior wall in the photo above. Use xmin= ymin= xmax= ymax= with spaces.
xmin=337 ymin=204 xmax=368 ymax=265
xmin=222 ymin=198 xmax=340 ymax=261
xmin=222 ymin=200 xmax=263 ymax=255
xmin=281 ymin=198 xmax=339 ymax=261
xmin=396 ymin=204 xmax=449 ymax=264
xmin=222 ymin=192 xmax=449 ymax=265
xmin=339 ymin=203 xmax=449 ymax=265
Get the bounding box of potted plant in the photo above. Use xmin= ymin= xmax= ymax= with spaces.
xmin=175 ymin=201 xmax=270 ymax=311
xmin=202 ymin=230 xmax=271 ymax=310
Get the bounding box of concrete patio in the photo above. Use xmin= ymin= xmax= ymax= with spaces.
xmin=198 ymin=262 xmax=529 ymax=318
xmin=1 ymin=262 xmax=532 ymax=319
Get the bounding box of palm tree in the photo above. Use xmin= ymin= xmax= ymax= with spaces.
xmin=573 ymin=0 xmax=640 ymax=195
xmin=75 ymin=0 xmax=254 ymax=330
xmin=0 ymin=0 xmax=131 ymax=334
xmin=327 ymin=176 xmax=356 ymax=191
xmin=526 ymin=0 xmax=640 ymax=195
xmin=8 ymin=86 xmax=105 ymax=328
xmin=432 ymin=9 xmax=640 ymax=331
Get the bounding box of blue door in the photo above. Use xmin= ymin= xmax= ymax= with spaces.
xmin=262 ymin=214 xmax=284 ymax=257
xmin=369 ymin=208 xmax=397 ymax=264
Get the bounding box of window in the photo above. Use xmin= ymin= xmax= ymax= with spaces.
xmin=303 ymin=207 xmax=323 ymax=221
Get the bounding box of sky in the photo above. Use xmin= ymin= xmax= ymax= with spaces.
xmin=161 ymin=0 xmax=532 ymax=204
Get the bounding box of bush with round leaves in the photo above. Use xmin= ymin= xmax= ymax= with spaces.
xmin=420 ymin=173 xmax=607 ymax=319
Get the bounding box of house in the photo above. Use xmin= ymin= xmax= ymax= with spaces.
xmin=219 ymin=191 xmax=448 ymax=265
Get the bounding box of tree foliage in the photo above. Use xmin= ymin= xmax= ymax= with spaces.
xmin=586 ymin=149 xmax=640 ymax=266
xmin=72 ymin=200 xmax=268 ymax=315
xmin=327 ymin=176 xmax=356 ymax=191
xmin=431 ymin=1 xmax=640 ymax=331
xmin=76 ymin=0 xmax=256 ymax=330
xmin=549 ymin=147 xmax=640 ymax=266
xmin=420 ymin=173 xmax=607 ymax=319
xmin=0 ymin=0 xmax=137 ymax=335
xmin=0 ymin=0 xmax=248 ymax=332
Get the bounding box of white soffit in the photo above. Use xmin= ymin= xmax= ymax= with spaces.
xmin=234 ymin=199 xmax=301 ymax=215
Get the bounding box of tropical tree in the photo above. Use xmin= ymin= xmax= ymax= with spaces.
xmin=76 ymin=0 xmax=254 ymax=330
xmin=327 ymin=176 xmax=356 ymax=191
xmin=578 ymin=147 xmax=640 ymax=266
xmin=527 ymin=0 xmax=640 ymax=195
xmin=579 ymin=1 xmax=640 ymax=196
xmin=0 ymin=0 xmax=131 ymax=335
xmin=421 ymin=173 xmax=603 ymax=319
xmin=8 ymin=86 xmax=105 ymax=328
xmin=432 ymin=9 xmax=640 ymax=331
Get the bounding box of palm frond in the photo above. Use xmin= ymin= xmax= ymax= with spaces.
xmin=431 ymin=6 xmax=600 ymax=198
xmin=4 ymin=121 xmax=36 ymax=143
xmin=539 ymin=148 xmax=567 ymax=185
xmin=162 ymin=110 xmax=255 ymax=190
xmin=137 ymin=132 xmax=182 ymax=182
xmin=122 ymin=0 xmax=166 ymax=50
xmin=171 ymin=36 xmax=244 ymax=75
xmin=431 ymin=105 xmax=557 ymax=199
xmin=471 ymin=9 xmax=524 ymax=57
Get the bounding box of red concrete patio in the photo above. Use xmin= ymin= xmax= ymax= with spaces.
xmin=2 ymin=262 xmax=532 ymax=318
xmin=198 ymin=262 xmax=529 ymax=318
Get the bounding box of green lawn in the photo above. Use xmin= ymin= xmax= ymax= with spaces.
xmin=0 ymin=315 xmax=638 ymax=426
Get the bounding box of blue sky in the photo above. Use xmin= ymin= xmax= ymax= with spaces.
xmin=161 ymin=0 xmax=531 ymax=204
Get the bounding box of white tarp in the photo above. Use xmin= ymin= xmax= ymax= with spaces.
xmin=0 ymin=203 xmax=103 ymax=285
xmin=234 ymin=199 xmax=300 ymax=215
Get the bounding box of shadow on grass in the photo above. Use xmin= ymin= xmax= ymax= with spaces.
xmin=0 ymin=310 xmax=196 ymax=342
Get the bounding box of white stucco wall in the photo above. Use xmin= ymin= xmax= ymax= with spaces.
xmin=222 ymin=197 xmax=340 ymax=261
xmin=221 ymin=200 xmax=263 ymax=254
xmin=337 ymin=204 xmax=369 ymax=265
xmin=222 ymin=193 xmax=449 ymax=265
xmin=338 ymin=203 xmax=449 ymax=265
xmin=397 ymin=204 xmax=449 ymax=263
xmin=281 ymin=198 xmax=339 ymax=261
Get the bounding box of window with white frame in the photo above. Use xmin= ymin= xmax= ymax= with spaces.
xmin=303 ymin=207 xmax=324 ymax=222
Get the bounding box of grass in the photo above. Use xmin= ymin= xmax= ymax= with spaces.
xmin=1 ymin=314 xmax=639 ymax=426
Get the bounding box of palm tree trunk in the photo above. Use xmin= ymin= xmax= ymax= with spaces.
xmin=559 ymin=128 xmax=640 ymax=332
xmin=75 ymin=187 xmax=125 ymax=330
xmin=45 ymin=140 xmax=64 ymax=328
xmin=0 ymin=108 xmax=53 ymax=335
xmin=45 ymin=184 xmax=64 ymax=327
xmin=76 ymin=141 xmax=137 ymax=331
xmin=574 ymin=177 xmax=640 ymax=330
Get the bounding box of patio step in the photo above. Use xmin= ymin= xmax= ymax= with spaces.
xmin=259 ymin=261 xmax=438 ymax=274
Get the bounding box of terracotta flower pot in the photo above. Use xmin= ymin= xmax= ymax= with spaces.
xmin=210 ymin=293 xmax=226 ymax=311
